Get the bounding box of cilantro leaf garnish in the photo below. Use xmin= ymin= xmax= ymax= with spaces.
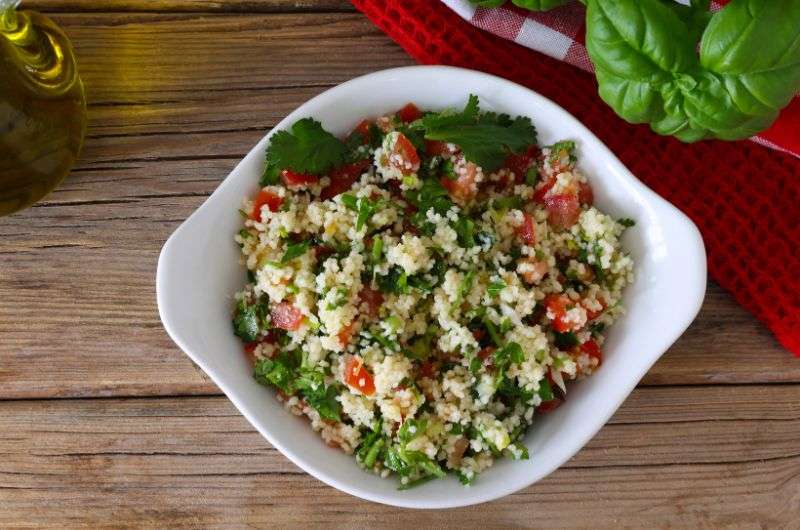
xmin=422 ymin=95 xmax=537 ymax=172
xmin=262 ymin=118 xmax=348 ymax=186
xmin=421 ymin=94 xmax=480 ymax=130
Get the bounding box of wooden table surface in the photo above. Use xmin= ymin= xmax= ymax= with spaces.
xmin=2 ymin=1 xmax=799 ymax=527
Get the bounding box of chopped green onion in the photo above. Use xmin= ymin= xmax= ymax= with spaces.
xmin=371 ymin=237 xmax=384 ymax=263
xmin=487 ymin=280 xmax=505 ymax=298
xmin=483 ymin=317 xmax=502 ymax=347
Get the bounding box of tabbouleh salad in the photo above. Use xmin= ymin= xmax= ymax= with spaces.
xmin=233 ymin=95 xmax=634 ymax=488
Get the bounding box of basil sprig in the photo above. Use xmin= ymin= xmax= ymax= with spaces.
xmin=470 ymin=0 xmax=800 ymax=143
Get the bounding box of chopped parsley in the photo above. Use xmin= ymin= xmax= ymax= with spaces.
xmin=232 ymin=299 xmax=259 ymax=342
xmin=280 ymin=240 xmax=311 ymax=264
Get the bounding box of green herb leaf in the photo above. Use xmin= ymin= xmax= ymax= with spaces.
xmin=424 ymin=107 xmax=537 ymax=172
xmin=617 ymin=217 xmax=636 ymax=228
xmin=586 ymin=0 xmax=800 ymax=142
xmin=547 ymin=140 xmax=576 ymax=163
xmin=371 ymin=237 xmax=384 ymax=263
xmin=537 ymin=377 xmax=555 ymax=401
xmin=554 ymin=331 xmax=579 ymax=349
xmin=262 ymin=118 xmax=348 ymax=185
xmin=492 ymin=196 xmax=523 ymax=211
xmin=524 ymin=167 xmax=538 ymax=186
xmin=377 ymin=266 xmax=410 ymax=295
xmin=453 ymin=216 xmax=476 ymax=248
xmin=487 ymin=280 xmax=506 ymax=298
xmin=253 ymin=355 xmax=294 ymax=394
xmin=297 ymin=376 xmax=342 ymax=422
xmin=457 ymin=470 xmax=477 ymax=485
xmin=505 ymin=442 xmax=530 ymax=460
xmin=483 ymin=317 xmax=503 ymax=347
xmin=340 ymin=193 xmax=358 ymax=211
xmin=281 ymin=240 xmax=310 ymax=264
xmin=233 ymin=300 xmax=259 ymax=342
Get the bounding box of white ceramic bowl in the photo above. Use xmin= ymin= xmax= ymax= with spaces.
xmin=156 ymin=66 xmax=706 ymax=509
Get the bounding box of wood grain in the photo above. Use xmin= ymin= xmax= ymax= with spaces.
xmin=1 ymin=389 xmax=798 ymax=528
xmin=27 ymin=0 xmax=355 ymax=13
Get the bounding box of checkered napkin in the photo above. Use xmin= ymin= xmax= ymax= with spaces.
xmin=441 ymin=0 xmax=800 ymax=158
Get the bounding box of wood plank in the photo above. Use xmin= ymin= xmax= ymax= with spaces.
xmin=49 ymin=12 xmax=409 ymax=104
xmin=1 ymin=389 xmax=798 ymax=527
xmin=26 ymin=0 xmax=354 ymax=13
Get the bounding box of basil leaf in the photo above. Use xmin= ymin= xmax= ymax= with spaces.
xmin=699 ymin=0 xmax=800 ymax=128
xmin=587 ymin=0 xmax=697 ymax=79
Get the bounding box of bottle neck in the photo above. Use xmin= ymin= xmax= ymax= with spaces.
xmin=0 ymin=1 xmax=20 ymax=33
xmin=0 ymin=3 xmax=83 ymax=98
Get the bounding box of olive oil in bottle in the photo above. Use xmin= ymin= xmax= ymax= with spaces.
xmin=0 ymin=0 xmax=87 ymax=216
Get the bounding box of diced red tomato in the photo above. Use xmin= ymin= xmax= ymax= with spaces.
xmin=243 ymin=341 xmax=260 ymax=363
xmin=537 ymin=398 xmax=562 ymax=414
xmin=516 ymin=213 xmax=537 ymax=245
xmin=544 ymin=294 xmax=581 ymax=333
xmin=251 ymin=189 xmax=283 ymax=221
xmin=338 ymin=322 xmax=356 ymax=346
xmin=532 ymin=177 xmax=555 ymax=203
xmin=389 ymin=132 xmax=420 ymax=176
xmin=270 ymin=302 xmax=304 ymax=331
xmin=580 ymin=339 xmax=602 ymax=364
xmin=344 ymin=356 xmax=375 ymax=396
xmin=397 ymin=102 xmax=423 ymax=123
xmin=477 ymin=346 xmax=496 ymax=361
xmin=262 ymin=330 xmax=278 ymax=344
xmin=425 ymin=139 xmax=449 ymax=157
xmin=504 ymin=145 xmax=540 ymax=182
xmin=359 ymin=285 xmax=384 ymax=317
xmin=313 ymin=245 xmax=334 ymax=261
xmin=349 ymin=119 xmax=372 ymax=144
xmin=320 ymin=159 xmax=371 ymax=200
xmin=544 ymin=193 xmax=581 ymax=230
xmin=441 ymin=162 xmax=478 ymax=203
xmin=419 ymin=361 xmax=438 ymax=379
xmin=281 ymin=169 xmax=319 ymax=187
xmin=578 ymin=181 xmax=594 ymax=206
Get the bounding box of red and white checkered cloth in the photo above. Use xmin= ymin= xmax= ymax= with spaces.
xmin=441 ymin=0 xmax=800 ymax=158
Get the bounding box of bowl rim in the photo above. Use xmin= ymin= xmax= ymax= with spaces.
xmin=157 ymin=65 xmax=707 ymax=509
